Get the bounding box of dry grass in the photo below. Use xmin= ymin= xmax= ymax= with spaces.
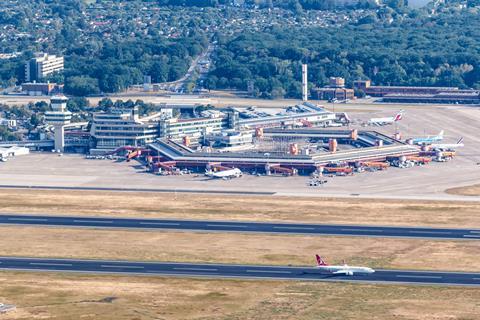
xmin=1 ymin=189 xmax=480 ymax=228
xmin=0 ymin=226 xmax=479 ymax=272
xmin=0 ymin=272 xmax=479 ymax=320
xmin=446 ymin=184 xmax=480 ymax=197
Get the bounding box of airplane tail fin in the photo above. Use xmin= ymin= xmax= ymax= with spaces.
xmin=457 ymin=137 xmax=464 ymax=144
xmin=316 ymin=254 xmax=328 ymax=266
xmin=394 ymin=110 xmax=404 ymax=122
xmin=438 ymin=130 xmax=444 ymax=138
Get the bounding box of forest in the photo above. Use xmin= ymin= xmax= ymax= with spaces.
xmin=0 ymin=0 xmax=209 ymax=95
xmin=62 ymin=35 xmax=208 ymax=95
xmin=206 ymin=10 xmax=480 ymax=98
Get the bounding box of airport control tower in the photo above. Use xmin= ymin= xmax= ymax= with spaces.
xmin=45 ymin=95 xmax=72 ymax=152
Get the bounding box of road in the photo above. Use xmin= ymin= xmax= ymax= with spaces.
xmin=0 ymin=257 xmax=479 ymax=286
xmin=1 ymin=214 xmax=480 ymax=240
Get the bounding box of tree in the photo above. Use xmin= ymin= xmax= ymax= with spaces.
xmin=67 ymin=97 xmax=89 ymax=112
xmin=65 ymin=76 xmax=100 ymax=96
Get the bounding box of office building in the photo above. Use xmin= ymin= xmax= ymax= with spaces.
xmin=311 ymin=87 xmax=354 ymax=101
xmin=311 ymin=77 xmax=354 ymax=101
xmin=159 ymin=116 xmax=225 ymax=139
xmin=329 ymin=77 xmax=345 ymax=88
xmin=25 ymin=53 xmax=64 ymax=82
xmin=90 ymin=107 xmax=160 ymax=152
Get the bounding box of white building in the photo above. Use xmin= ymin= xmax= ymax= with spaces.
xmin=159 ymin=116 xmax=225 ymax=139
xmin=90 ymin=107 xmax=161 ymax=152
xmin=0 ymin=119 xmax=17 ymax=129
xmin=25 ymin=53 xmax=64 ymax=82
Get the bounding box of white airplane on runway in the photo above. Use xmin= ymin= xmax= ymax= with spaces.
xmin=430 ymin=137 xmax=464 ymax=150
xmin=367 ymin=110 xmax=404 ymax=126
xmin=205 ymin=168 xmax=242 ymax=180
xmin=315 ymin=255 xmax=375 ymax=276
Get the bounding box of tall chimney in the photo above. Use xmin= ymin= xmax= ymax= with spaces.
xmin=302 ymin=64 xmax=308 ymax=102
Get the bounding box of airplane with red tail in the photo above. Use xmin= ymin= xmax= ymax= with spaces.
xmin=315 ymin=255 xmax=375 ymax=276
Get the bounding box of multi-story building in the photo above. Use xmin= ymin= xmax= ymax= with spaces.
xmin=311 ymin=77 xmax=354 ymax=101
xmin=90 ymin=107 xmax=161 ymax=152
xmin=25 ymin=53 xmax=64 ymax=82
xmin=89 ymin=106 xmax=337 ymax=153
xmin=159 ymin=116 xmax=225 ymax=139
xmin=204 ymin=130 xmax=254 ymax=149
xmin=329 ymin=77 xmax=346 ymax=88
xmin=311 ymin=87 xmax=355 ymax=101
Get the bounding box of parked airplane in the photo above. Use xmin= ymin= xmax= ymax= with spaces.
xmin=315 ymin=255 xmax=375 ymax=276
xmin=205 ymin=168 xmax=242 ymax=179
xmin=412 ymin=130 xmax=444 ymax=145
xmin=367 ymin=110 xmax=404 ymax=126
xmin=430 ymin=137 xmax=464 ymax=150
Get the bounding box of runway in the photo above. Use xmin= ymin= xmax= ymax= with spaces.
xmin=1 ymin=214 xmax=480 ymax=240
xmin=1 ymin=257 xmax=479 ymax=286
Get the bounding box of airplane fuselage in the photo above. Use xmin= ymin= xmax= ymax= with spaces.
xmin=205 ymin=168 xmax=242 ymax=179
xmin=368 ymin=118 xmax=394 ymax=126
xmin=316 ymin=265 xmax=375 ymax=276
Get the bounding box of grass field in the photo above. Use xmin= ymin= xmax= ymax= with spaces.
xmin=0 ymin=226 xmax=479 ymax=272
xmin=1 ymin=189 xmax=480 ymax=319
xmin=0 ymin=272 xmax=479 ymax=320
xmin=1 ymin=189 xmax=480 ymax=228
xmin=446 ymin=184 xmax=480 ymax=197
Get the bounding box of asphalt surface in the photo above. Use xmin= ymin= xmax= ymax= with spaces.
xmin=0 ymin=185 xmax=274 ymax=195
xmin=1 ymin=214 xmax=480 ymax=240
xmin=1 ymin=257 xmax=479 ymax=286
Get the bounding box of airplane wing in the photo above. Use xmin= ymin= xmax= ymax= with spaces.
xmin=332 ymin=269 xmax=354 ymax=276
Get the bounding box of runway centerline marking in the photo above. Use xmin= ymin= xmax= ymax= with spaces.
xmin=340 ymin=228 xmax=383 ymax=232
xmin=139 ymin=222 xmax=180 ymax=226
xmin=73 ymin=220 xmax=113 ymax=224
xmin=408 ymin=231 xmax=453 ymax=234
xmin=206 ymin=224 xmax=247 ymax=228
xmin=246 ymin=270 xmax=292 ymax=274
xmin=173 ymin=267 xmax=218 ymax=272
xmin=396 ymin=275 xmax=442 ymax=279
xmin=100 ymin=265 xmax=144 ymax=269
xmin=29 ymin=262 xmax=72 ymax=267
xmin=273 ymin=226 xmax=315 ymax=230
xmin=7 ymin=218 xmax=48 ymax=222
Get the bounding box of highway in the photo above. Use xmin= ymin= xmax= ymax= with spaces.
xmin=1 ymin=214 xmax=480 ymax=240
xmin=0 ymin=257 xmax=479 ymax=286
